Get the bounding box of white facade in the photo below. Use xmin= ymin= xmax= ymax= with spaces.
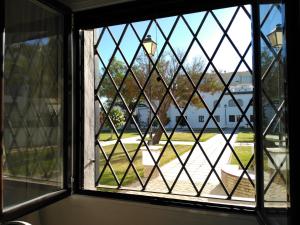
xmin=165 ymin=91 xmax=253 ymax=129
xmin=136 ymin=72 xmax=254 ymax=129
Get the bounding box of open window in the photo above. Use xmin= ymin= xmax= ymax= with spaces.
xmin=1 ymin=0 xmax=71 ymax=221
xmin=83 ymin=5 xmax=255 ymax=206
xmin=76 ymin=0 xmax=291 ymax=220
xmin=1 ymin=0 xmax=297 ymax=225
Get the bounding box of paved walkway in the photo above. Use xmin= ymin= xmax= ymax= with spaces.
xmin=161 ymin=133 xmax=237 ymax=183
xmin=140 ymin=133 xmax=237 ymax=196
xmin=101 ymin=133 xmax=287 ymax=204
xmin=99 ymin=136 xmax=141 ymax=146
xmin=101 ymin=132 xmax=239 ymax=197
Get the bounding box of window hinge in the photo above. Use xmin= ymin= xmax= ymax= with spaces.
xmin=70 ymin=176 xmax=74 ymax=193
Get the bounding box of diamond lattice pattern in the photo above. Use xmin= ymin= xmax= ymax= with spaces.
xmin=259 ymin=3 xmax=289 ymax=205
xmin=93 ymin=5 xmax=257 ymax=203
xmin=4 ymin=38 xmax=63 ymax=183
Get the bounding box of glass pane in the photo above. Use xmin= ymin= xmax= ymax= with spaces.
xmin=260 ymin=2 xmax=289 ymax=224
xmin=3 ymin=0 xmax=64 ymax=208
xmin=85 ymin=5 xmax=255 ymax=207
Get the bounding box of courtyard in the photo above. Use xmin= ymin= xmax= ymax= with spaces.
xmin=96 ymin=129 xmax=259 ymax=200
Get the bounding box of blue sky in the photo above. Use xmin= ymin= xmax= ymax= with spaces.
xmin=96 ymin=4 xmax=282 ymax=74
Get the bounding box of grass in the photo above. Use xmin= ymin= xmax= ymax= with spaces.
xmin=229 ymin=146 xmax=271 ymax=171
xmin=97 ymin=143 xmax=192 ymax=186
xmin=230 ymin=146 xmax=253 ymax=167
xmin=102 ymin=131 xmax=217 ymax=143
xmin=236 ymin=132 xmax=254 ymax=143
xmin=161 ymin=132 xmax=216 ymax=142
xmin=3 ymin=146 xmax=61 ymax=179
xmin=98 ymin=131 xmax=139 ymax=141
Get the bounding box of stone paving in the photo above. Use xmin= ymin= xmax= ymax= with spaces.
xmin=99 ymin=136 xmax=141 ymax=146
xmin=130 ymin=133 xmax=237 ymax=197
xmin=99 ymin=132 xmax=289 ymax=206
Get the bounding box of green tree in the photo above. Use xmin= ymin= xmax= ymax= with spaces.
xmin=261 ymin=47 xmax=284 ymax=134
xmin=134 ymin=51 xmax=222 ymax=144
xmin=106 ymin=106 xmax=126 ymax=140
xmin=261 ymin=47 xmax=283 ymax=101
xmin=98 ymin=51 xmax=222 ymax=144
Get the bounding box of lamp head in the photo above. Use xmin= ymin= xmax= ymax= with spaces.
xmin=267 ymin=24 xmax=283 ymax=48
xmin=142 ymin=35 xmax=157 ymax=56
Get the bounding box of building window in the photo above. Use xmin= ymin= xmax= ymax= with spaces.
xmin=236 ymin=115 xmax=242 ymax=122
xmin=213 ymin=100 xmax=220 ymax=108
xmin=250 ymin=115 xmax=254 ymax=122
xmin=199 ymin=115 xmax=204 ymax=122
xmin=214 ymin=115 xmax=220 ymax=122
xmin=229 ymin=115 xmax=235 ymax=122
xmin=228 ymin=99 xmax=235 ymax=107
xmin=228 ymin=99 xmax=244 ymax=107
xmin=176 ymin=116 xmax=187 ymax=127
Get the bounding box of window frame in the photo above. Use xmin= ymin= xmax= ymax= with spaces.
xmin=73 ymin=1 xmax=297 ymax=223
xmin=285 ymin=1 xmax=300 ymax=224
xmin=73 ymin=0 xmax=264 ymax=214
xmin=1 ymin=0 xmax=297 ymax=223
xmin=0 ymin=0 xmax=72 ymax=221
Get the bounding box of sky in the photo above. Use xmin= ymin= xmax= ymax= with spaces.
xmin=95 ymin=4 xmax=283 ymax=74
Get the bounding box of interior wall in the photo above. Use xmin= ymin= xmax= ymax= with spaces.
xmin=21 ymin=195 xmax=260 ymax=225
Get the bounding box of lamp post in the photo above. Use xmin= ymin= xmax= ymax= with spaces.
xmin=267 ymin=24 xmax=283 ymax=48
xmin=267 ymin=24 xmax=283 ymax=147
xmin=143 ymin=35 xmax=157 ymax=145
xmin=224 ymin=104 xmax=227 ymax=128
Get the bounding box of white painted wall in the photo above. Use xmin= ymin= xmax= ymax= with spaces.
xmin=21 ymin=195 xmax=260 ymax=225
xmin=137 ymin=91 xmax=253 ymax=130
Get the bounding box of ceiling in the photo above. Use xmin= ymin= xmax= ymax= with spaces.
xmin=56 ymin=0 xmax=134 ymax=11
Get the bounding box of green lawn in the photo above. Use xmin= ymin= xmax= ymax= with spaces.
xmin=230 ymin=146 xmax=253 ymax=167
xmin=229 ymin=146 xmax=272 ymax=171
xmin=3 ymin=146 xmax=61 ymax=179
xmin=236 ymin=132 xmax=254 ymax=143
xmin=98 ymin=131 xmax=139 ymax=141
xmin=161 ymin=132 xmax=216 ymax=142
xmin=97 ymin=143 xmax=192 ymax=186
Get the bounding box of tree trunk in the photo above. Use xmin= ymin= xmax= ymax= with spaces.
xmin=152 ymin=96 xmax=172 ymax=145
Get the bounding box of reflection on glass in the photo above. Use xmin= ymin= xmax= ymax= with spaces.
xmin=92 ymin=5 xmax=255 ymax=206
xmin=3 ymin=0 xmax=64 ymax=207
xmin=260 ymin=2 xmax=289 ymax=224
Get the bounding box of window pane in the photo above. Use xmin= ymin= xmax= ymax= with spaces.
xmin=198 ymin=116 xmax=204 ymax=122
xmin=3 ymin=0 xmax=64 ymax=208
xmin=260 ymin=1 xmax=289 ymax=218
xmin=229 ymin=115 xmax=235 ymax=122
xmin=214 ymin=115 xmax=220 ymax=122
xmin=85 ymin=4 xmax=255 ymax=206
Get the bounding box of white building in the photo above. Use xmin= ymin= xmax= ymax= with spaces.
xmin=136 ymin=72 xmax=254 ymax=129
